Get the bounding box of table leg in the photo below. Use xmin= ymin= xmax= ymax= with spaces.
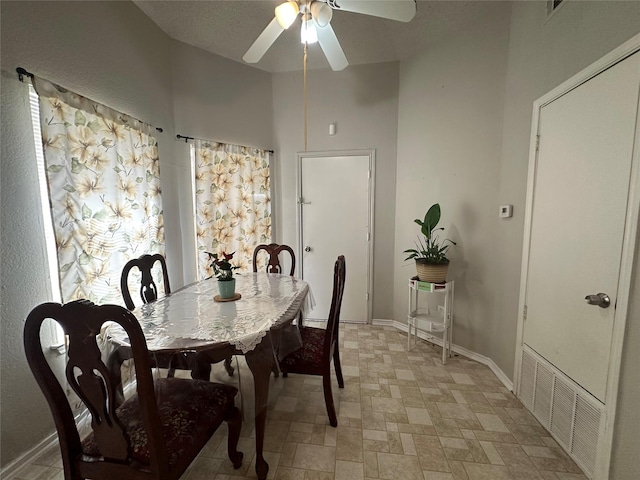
xmin=245 ymin=336 xmax=275 ymax=480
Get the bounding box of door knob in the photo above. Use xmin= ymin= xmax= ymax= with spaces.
xmin=304 ymin=246 xmax=311 ymax=252
xmin=585 ymin=293 xmax=611 ymax=308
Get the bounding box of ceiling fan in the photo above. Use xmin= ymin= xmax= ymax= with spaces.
xmin=243 ymin=0 xmax=417 ymax=71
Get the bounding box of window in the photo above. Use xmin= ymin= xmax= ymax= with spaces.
xmin=31 ymin=76 xmax=165 ymax=305
xmin=192 ymin=140 xmax=271 ymax=279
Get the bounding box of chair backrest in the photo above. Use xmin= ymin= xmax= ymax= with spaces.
xmin=24 ymin=300 xmax=170 ymax=478
xmin=252 ymin=243 xmax=296 ymax=276
xmin=120 ymin=253 xmax=170 ymax=310
xmin=323 ymin=255 xmax=346 ymax=361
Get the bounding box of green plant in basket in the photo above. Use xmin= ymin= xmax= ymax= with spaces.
xmin=206 ymin=251 xmax=239 ymax=281
xmin=404 ymin=203 xmax=456 ymax=265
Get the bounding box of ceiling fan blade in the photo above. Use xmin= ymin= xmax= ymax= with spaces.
xmin=243 ymin=17 xmax=285 ymax=63
xmin=316 ymin=22 xmax=348 ymax=71
xmin=329 ymin=0 xmax=416 ymax=22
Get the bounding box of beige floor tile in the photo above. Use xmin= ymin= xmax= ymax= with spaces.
xmin=274 ymin=466 xmax=306 ymax=480
xmin=492 ymin=443 xmax=537 ymax=470
xmin=293 ymin=444 xmax=336 ymax=472
xmin=432 ymin=417 xmax=463 ymax=438
xmin=304 ymin=470 xmax=335 ymax=480
xmin=406 ymin=406 xmax=433 ymax=426
xmin=183 ymin=458 xmax=225 ymax=479
xmin=336 ymin=427 xmax=364 ymax=462
xmin=395 ymin=369 xmax=416 ymax=381
xmin=424 ymin=472 xmax=455 ymax=480
xmin=413 ymin=436 xmax=450 ymax=473
xmin=339 ymin=401 xmax=362 ymax=419
xmin=362 ymin=450 xmax=379 ymax=478
xmin=335 ymin=460 xmax=365 ymax=480
xmin=479 ymin=441 xmax=505 ymax=465
xmin=17 ymin=325 xmax=587 ymax=480
xmin=507 ymin=464 xmax=546 ymax=479
xmin=377 ymin=453 xmax=424 ymax=480
xmin=462 ymin=462 xmax=512 ymax=480
xmin=475 ymin=413 xmax=509 ymax=433
xmin=528 ymin=456 xmax=584 ymax=474
xmin=436 ymin=403 xmax=478 ymax=421
xmin=275 ymin=396 xmax=300 ymax=413
xmin=400 ymin=432 xmax=417 ymax=455
xmin=521 ymin=445 xmax=562 ymax=459
xmin=448 ymin=460 xmax=470 ymax=480
xmin=342 ymin=365 xmax=360 ymax=377
xmin=371 ymin=397 xmax=406 ymax=415
xmin=450 ymin=373 xmax=475 ymax=385
xmin=388 ymin=431 xmax=404 ymax=454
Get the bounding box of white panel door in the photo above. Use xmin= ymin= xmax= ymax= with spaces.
xmin=523 ymin=52 xmax=640 ymax=403
xmin=299 ymin=153 xmax=372 ymax=322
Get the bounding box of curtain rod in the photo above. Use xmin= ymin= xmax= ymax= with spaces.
xmin=176 ymin=133 xmax=274 ymax=154
xmin=16 ymin=67 xmax=164 ymax=133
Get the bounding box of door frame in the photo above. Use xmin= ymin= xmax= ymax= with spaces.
xmin=514 ymin=33 xmax=640 ymax=478
xmin=296 ymin=149 xmax=376 ymax=323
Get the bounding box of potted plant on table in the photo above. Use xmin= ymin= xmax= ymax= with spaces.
xmin=206 ymin=251 xmax=239 ymax=299
xmin=403 ymin=203 xmax=456 ymax=283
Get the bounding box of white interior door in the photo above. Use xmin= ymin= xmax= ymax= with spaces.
xmin=523 ymin=52 xmax=640 ymax=403
xmin=298 ymin=152 xmax=373 ymax=322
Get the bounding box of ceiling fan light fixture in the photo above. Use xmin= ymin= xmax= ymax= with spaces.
xmin=310 ymin=1 xmax=333 ymax=27
xmin=300 ymin=16 xmax=318 ymax=44
xmin=275 ymin=1 xmax=300 ymax=29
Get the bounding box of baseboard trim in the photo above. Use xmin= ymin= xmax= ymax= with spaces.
xmin=374 ymin=319 xmax=514 ymax=392
xmin=0 ymin=431 xmax=59 ymax=479
xmin=372 ymin=318 xmax=395 ymax=326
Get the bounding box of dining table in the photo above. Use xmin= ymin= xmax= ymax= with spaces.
xmin=105 ymin=272 xmax=312 ymax=480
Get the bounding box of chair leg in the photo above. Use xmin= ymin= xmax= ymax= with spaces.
xmin=226 ymin=406 xmax=244 ymax=469
xmin=224 ymin=356 xmax=235 ymax=377
xmin=333 ymin=349 xmax=344 ymax=389
xmin=166 ymin=353 xmax=177 ymax=378
xmin=322 ymin=373 xmax=338 ymax=427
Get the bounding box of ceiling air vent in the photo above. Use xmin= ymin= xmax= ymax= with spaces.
xmin=547 ymin=0 xmax=567 ymax=18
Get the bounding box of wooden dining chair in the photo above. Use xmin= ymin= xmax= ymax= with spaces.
xmin=253 ymin=243 xmax=296 ymax=276
xmin=120 ymin=254 xmax=192 ymax=377
xmin=24 ymin=300 xmax=243 ymax=480
xmin=279 ymin=255 xmax=346 ymax=427
xmin=119 ymin=253 xmax=235 ymax=378
xmin=120 ymin=253 xmax=171 ymax=310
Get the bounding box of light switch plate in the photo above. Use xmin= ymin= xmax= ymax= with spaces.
xmin=499 ymin=205 xmax=513 ymax=218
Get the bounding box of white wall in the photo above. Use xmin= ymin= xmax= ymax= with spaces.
xmin=0 ymin=0 xmax=177 ymax=466
xmin=272 ymin=62 xmax=399 ymax=319
xmin=496 ymin=2 xmax=640 ymax=477
xmin=394 ymin=4 xmax=512 ymax=357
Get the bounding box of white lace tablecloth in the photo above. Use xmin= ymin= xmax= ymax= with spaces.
xmin=107 ymin=273 xmax=313 ymax=354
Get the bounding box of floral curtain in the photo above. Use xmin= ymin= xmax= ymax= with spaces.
xmin=193 ymin=140 xmax=271 ymax=279
xmin=33 ymin=76 xmax=165 ymax=304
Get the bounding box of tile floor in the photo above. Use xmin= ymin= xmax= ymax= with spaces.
xmin=10 ymin=324 xmax=588 ymax=480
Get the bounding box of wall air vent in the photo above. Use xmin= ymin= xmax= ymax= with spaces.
xmin=518 ymin=346 xmax=604 ymax=479
xmin=547 ymin=0 xmax=567 ymax=18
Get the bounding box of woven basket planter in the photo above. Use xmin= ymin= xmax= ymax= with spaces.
xmin=415 ymin=261 xmax=449 ymax=283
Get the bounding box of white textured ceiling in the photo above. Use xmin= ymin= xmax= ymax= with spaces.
xmin=133 ymin=0 xmax=506 ymax=72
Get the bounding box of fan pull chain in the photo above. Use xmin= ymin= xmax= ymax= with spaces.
xmin=303 ymin=42 xmax=308 ymax=151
